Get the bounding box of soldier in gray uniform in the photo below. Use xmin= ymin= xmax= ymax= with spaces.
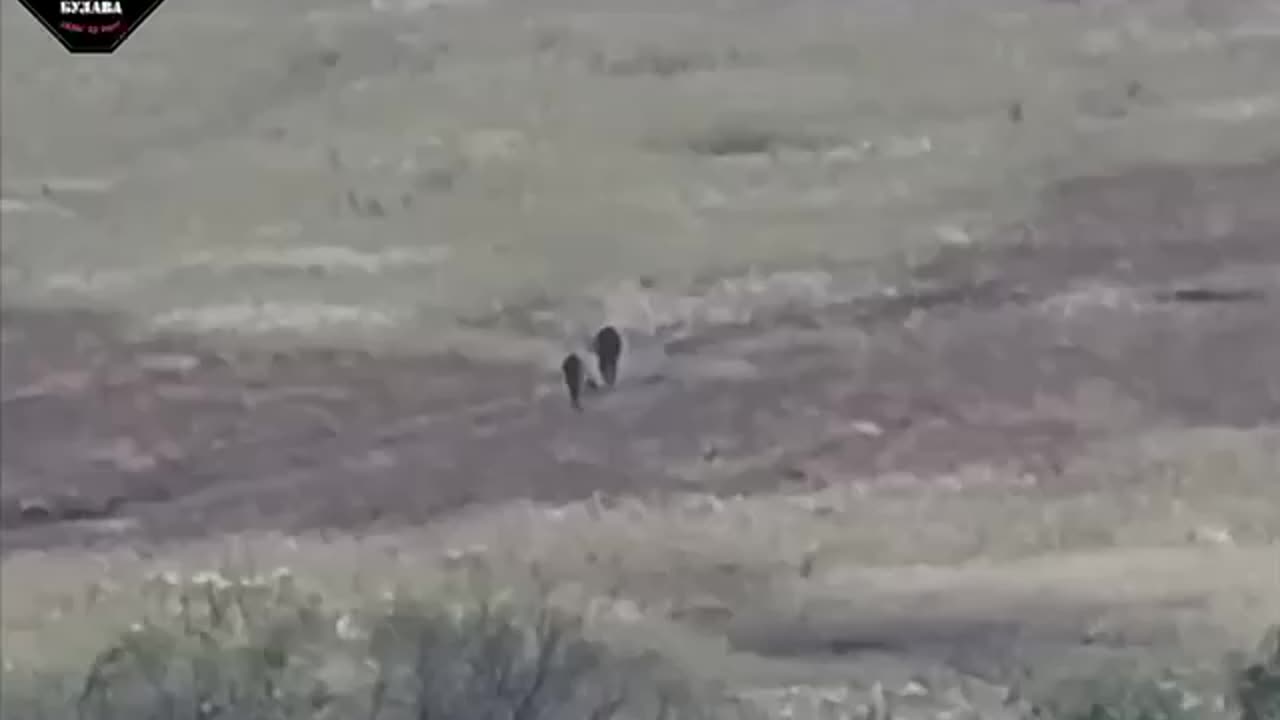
xmin=560 ymin=352 xmax=586 ymax=411
xmin=592 ymin=325 xmax=623 ymax=388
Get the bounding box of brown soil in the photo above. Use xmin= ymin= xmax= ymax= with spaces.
xmin=3 ymin=155 xmax=1279 ymax=553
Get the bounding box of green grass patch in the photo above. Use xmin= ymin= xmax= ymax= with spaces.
xmin=1034 ymin=626 xmax=1280 ymax=720
xmin=1 ymin=568 xmax=722 ymax=720
xmin=2 ymin=559 xmax=1276 ymax=719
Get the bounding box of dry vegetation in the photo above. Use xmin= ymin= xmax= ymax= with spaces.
xmin=4 ymin=428 xmax=1279 ymax=717
xmin=3 ymin=0 xmax=1278 ymax=346
xmin=3 ymin=0 xmax=1280 ymax=717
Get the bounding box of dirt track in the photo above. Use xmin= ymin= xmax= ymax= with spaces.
xmin=3 ymin=156 xmax=1279 ymax=553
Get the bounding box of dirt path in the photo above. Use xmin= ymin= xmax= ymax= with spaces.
xmin=3 ymin=156 xmax=1279 ymax=553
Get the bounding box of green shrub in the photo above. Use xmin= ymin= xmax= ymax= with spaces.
xmin=1231 ymin=624 xmax=1280 ymax=720
xmin=2 ymin=569 xmax=718 ymax=720
xmin=1032 ymin=624 xmax=1280 ymax=720
xmin=74 ymin=569 xmax=356 ymax=720
xmin=1034 ymin=670 xmax=1204 ymax=720
xmin=363 ymin=592 xmax=708 ymax=720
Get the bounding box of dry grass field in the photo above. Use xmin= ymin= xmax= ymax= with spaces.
xmin=2 ymin=0 xmax=1279 ymax=716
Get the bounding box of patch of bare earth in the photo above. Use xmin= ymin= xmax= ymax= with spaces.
xmin=5 ymin=155 xmax=1277 ymax=549
xmin=3 ymin=157 xmax=1279 ymax=716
